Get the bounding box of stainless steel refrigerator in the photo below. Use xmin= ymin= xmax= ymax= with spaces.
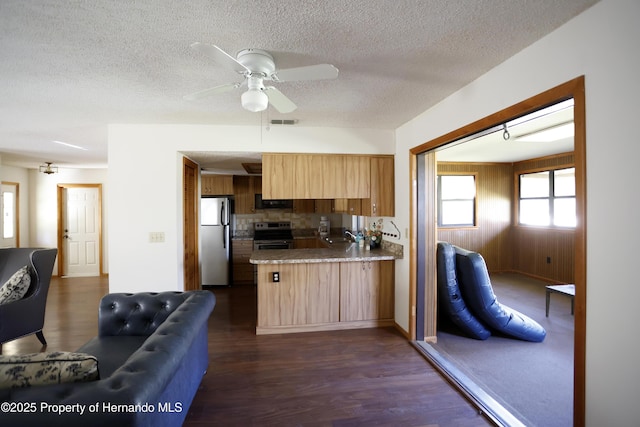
xmin=200 ymin=197 xmax=231 ymax=286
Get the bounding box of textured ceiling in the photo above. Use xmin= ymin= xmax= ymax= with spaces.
xmin=0 ymin=0 xmax=598 ymax=169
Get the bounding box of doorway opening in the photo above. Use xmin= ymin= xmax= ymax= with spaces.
xmin=410 ymin=77 xmax=586 ymax=426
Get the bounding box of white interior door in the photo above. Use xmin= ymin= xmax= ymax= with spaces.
xmin=0 ymin=182 xmax=18 ymax=248
xmin=62 ymin=186 xmax=101 ymax=277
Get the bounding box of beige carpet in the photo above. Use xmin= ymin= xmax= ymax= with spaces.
xmin=431 ymin=273 xmax=574 ymax=427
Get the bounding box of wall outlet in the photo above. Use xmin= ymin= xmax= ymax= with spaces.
xmin=272 ymin=272 xmax=280 ymax=282
xmin=546 ymin=256 xmax=551 ymax=264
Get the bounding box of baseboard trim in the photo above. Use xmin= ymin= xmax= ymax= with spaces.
xmin=393 ymin=321 xmax=409 ymax=339
xmin=256 ymin=319 xmax=395 ymax=335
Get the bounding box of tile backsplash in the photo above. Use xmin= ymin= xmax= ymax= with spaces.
xmin=232 ymin=211 xmax=404 ymax=258
xmin=232 ymin=212 xmax=345 ymax=235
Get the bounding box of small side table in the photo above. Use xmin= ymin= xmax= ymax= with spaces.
xmin=545 ymin=284 xmax=575 ymax=317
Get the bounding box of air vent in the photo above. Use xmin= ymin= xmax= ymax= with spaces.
xmin=270 ymin=119 xmax=297 ymax=125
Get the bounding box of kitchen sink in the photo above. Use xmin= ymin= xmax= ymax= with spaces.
xmin=323 ymin=236 xmax=351 ymax=244
xmin=322 ymin=236 xmax=356 ymax=252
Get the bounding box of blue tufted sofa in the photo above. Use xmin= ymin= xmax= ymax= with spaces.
xmin=1 ymin=290 xmax=215 ymax=427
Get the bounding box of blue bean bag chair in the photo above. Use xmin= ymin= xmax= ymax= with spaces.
xmin=454 ymin=245 xmax=546 ymax=343
xmin=436 ymin=242 xmax=491 ymax=340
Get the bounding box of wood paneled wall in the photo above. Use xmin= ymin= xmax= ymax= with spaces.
xmin=512 ymin=152 xmax=574 ymax=174
xmin=512 ymin=227 xmax=575 ymax=283
xmin=512 ymin=153 xmax=575 ymax=283
xmin=438 ymin=153 xmax=575 ymax=283
xmin=437 ymin=162 xmax=513 ymax=272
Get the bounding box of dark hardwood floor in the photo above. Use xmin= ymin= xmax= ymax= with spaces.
xmin=4 ymin=276 xmax=492 ymax=427
xmin=0 ymin=275 xmax=108 ymax=356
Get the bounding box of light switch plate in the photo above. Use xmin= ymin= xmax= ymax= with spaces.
xmin=149 ymin=232 xmax=165 ymax=243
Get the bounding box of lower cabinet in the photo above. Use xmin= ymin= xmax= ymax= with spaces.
xmin=256 ymin=260 xmax=394 ymax=334
xmin=257 ymin=263 xmax=340 ymax=328
xmin=340 ymin=261 xmax=394 ymax=322
xmin=232 ymin=239 xmax=255 ymax=285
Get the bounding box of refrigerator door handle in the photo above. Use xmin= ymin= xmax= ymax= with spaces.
xmin=221 ymin=200 xmax=230 ymax=226
xmin=223 ymin=225 xmax=227 ymax=249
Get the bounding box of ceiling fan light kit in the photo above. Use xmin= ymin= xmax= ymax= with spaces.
xmin=241 ymin=88 xmax=268 ymax=112
xmin=187 ymin=43 xmax=339 ymax=113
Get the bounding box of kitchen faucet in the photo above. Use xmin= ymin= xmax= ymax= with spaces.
xmin=344 ymin=230 xmax=357 ymax=241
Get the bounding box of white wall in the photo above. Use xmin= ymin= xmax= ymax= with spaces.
xmin=0 ymin=163 xmax=109 ymax=274
xmin=107 ymin=124 xmax=394 ymax=293
xmin=29 ymin=168 xmax=109 ymax=274
xmin=395 ymin=0 xmax=640 ymax=425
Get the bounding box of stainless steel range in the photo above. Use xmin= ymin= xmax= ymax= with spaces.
xmin=253 ymin=222 xmax=294 ymax=250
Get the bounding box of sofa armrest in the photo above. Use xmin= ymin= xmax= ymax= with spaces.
xmin=3 ymin=290 xmax=216 ymax=427
xmin=98 ymin=291 xmax=192 ymax=337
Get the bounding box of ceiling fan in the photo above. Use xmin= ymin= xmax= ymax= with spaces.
xmin=185 ymin=43 xmax=339 ymax=113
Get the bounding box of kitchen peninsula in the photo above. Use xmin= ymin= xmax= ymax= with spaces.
xmin=250 ymin=246 xmax=397 ymax=335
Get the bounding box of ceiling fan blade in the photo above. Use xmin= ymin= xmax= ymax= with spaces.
xmin=264 ymin=86 xmax=297 ymax=113
xmin=190 ymin=42 xmax=249 ymax=74
xmin=183 ymin=82 xmax=242 ymax=100
xmin=272 ymin=64 xmax=339 ymax=82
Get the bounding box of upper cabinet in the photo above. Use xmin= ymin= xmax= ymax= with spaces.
xmin=234 ymin=175 xmax=262 ymax=214
xmin=292 ymin=199 xmax=315 ymax=214
xmin=262 ymin=153 xmax=370 ymax=199
xmin=262 ymin=153 xmax=394 ymax=217
xmin=334 ymin=198 xmax=362 ymax=216
xmin=362 ymin=156 xmax=395 ymax=217
xmin=202 ymin=174 xmax=234 ymax=196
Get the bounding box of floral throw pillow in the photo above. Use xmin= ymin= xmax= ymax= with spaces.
xmin=0 ymin=265 xmax=31 ymax=305
xmin=0 ymin=352 xmax=99 ymax=389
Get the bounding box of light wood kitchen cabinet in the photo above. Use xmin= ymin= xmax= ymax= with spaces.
xmin=334 ymin=198 xmax=362 ymax=215
xmin=257 ymin=263 xmax=340 ymax=327
xmin=262 ymin=153 xmax=370 ymax=199
xmin=202 ymin=174 xmax=234 ymax=196
xmin=233 ymin=175 xmax=262 ymax=214
xmin=314 ymin=199 xmax=334 ymax=214
xmin=253 ymin=176 xmax=262 ymax=198
xmin=340 ymin=260 xmax=394 ymax=321
xmin=231 ymin=239 xmax=254 ymax=284
xmin=255 ymin=258 xmax=395 ymax=334
xmin=293 ymin=199 xmax=315 ymax=213
xmin=342 ymin=155 xmax=370 ymax=198
xmin=262 ymin=153 xmax=295 ymax=199
xmin=362 ymin=156 xmax=395 ymax=217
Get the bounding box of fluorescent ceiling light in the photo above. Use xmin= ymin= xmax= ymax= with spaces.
xmin=515 ymin=122 xmax=574 ymax=143
xmin=52 ymin=140 xmax=88 ymax=150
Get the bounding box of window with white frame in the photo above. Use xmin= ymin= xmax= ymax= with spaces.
xmin=437 ymin=174 xmax=476 ymax=227
xmin=519 ymin=167 xmax=576 ymax=227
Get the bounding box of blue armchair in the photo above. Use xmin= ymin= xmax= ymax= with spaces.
xmin=0 ymin=248 xmax=58 ymax=351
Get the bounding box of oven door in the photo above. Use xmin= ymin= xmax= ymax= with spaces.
xmin=254 ymin=240 xmax=292 ymax=250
